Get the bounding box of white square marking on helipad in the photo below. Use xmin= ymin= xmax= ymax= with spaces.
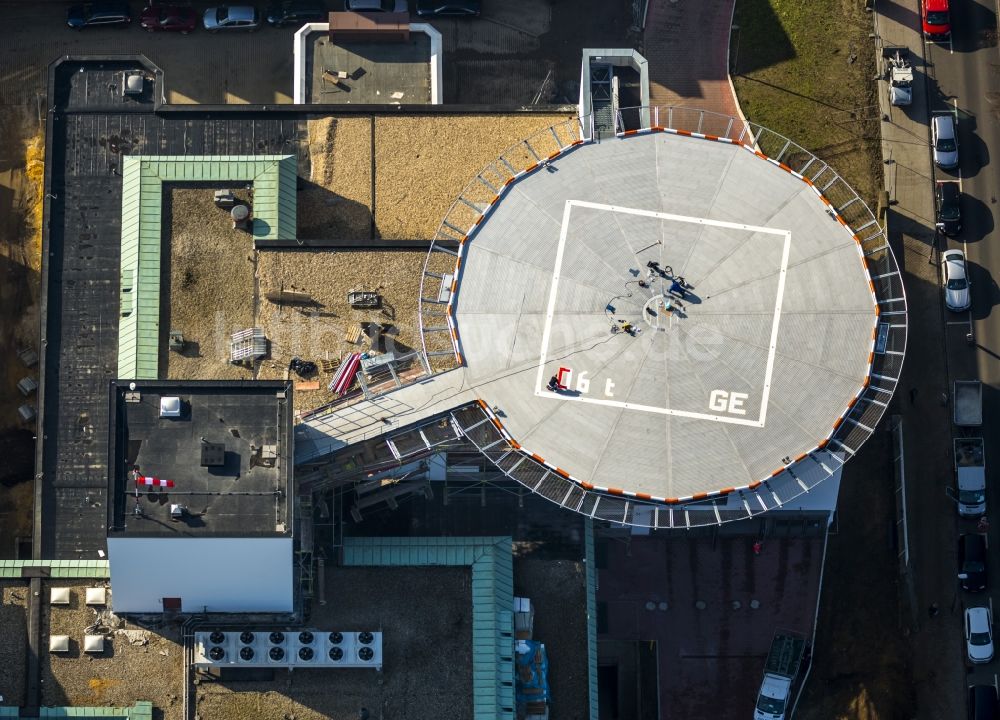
xmin=534 ymin=200 xmax=792 ymax=428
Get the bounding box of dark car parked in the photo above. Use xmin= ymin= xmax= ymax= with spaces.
xmin=266 ymin=0 xmax=326 ymax=26
xmin=970 ymin=684 xmax=999 ymax=720
xmin=344 ymin=0 xmax=407 ymax=12
xmin=140 ymin=5 xmax=198 ymax=32
xmin=67 ymin=2 xmax=131 ymax=29
xmin=936 ymin=180 xmax=962 ymax=236
xmin=959 ymin=533 xmax=988 ymax=592
xmin=415 ymin=0 xmax=480 ymax=16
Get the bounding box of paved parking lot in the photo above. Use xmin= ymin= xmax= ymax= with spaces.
xmin=0 ymin=1 xmax=632 ymax=106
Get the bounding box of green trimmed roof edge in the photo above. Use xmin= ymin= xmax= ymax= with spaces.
xmin=343 ymin=537 xmax=515 ymax=720
xmin=117 ymin=155 xmax=297 ymax=380
xmin=0 ymin=700 xmax=151 ymax=718
xmin=0 ymin=559 xmax=109 ymax=579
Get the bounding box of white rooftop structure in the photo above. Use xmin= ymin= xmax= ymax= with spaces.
xmin=297 ymin=111 xmax=906 ymax=525
xmin=159 ymin=396 xmax=181 ymax=418
xmin=451 ymin=132 xmax=875 ymax=500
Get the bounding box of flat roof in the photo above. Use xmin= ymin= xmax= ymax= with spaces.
xmin=118 ymin=154 xmax=297 ymax=380
xmin=108 ymin=381 xmax=293 ymax=538
xmin=40 ymin=59 xmax=306 ymax=557
xmin=451 ymin=132 xmax=876 ymax=500
xmin=306 ymin=32 xmax=432 ymax=104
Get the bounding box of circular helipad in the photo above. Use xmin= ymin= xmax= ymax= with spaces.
xmin=452 ymin=130 xmax=878 ymax=501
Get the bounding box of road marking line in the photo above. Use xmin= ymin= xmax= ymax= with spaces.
xmin=535 ymin=200 xmax=573 ymax=395
xmin=758 ymin=226 xmax=793 ymax=427
xmin=568 ymin=199 xmax=788 ymax=236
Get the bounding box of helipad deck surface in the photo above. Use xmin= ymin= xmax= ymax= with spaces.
xmin=297 ymin=132 xmax=877 ymax=501
xmin=452 ymin=132 xmax=874 ymax=499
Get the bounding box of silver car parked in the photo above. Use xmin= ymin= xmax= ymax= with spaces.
xmin=931 ymin=113 xmax=959 ymax=169
xmin=943 ymin=249 xmax=971 ymax=312
xmin=204 ymin=5 xmax=260 ymax=30
xmin=966 ymin=606 xmax=995 ymax=664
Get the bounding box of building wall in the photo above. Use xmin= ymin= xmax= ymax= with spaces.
xmin=107 ymin=537 xmax=293 ymax=613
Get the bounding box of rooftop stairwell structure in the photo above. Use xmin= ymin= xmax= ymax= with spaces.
xmin=579 ymin=49 xmax=650 ymax=139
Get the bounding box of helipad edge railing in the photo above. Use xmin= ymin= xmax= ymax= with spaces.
xmin=424 ymin=106 xmax=906 ymax=527
xmin=417 ymin=114 xmax=593 ymax=374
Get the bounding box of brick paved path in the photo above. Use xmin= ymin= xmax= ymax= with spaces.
xmin=643 ymin=0 xmax=741 ymax=119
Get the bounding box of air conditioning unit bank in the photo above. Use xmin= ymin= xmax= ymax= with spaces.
xmin=194 ymin=630 xmax=383 ymax=670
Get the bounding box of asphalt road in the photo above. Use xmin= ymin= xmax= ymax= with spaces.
xmin=924 ymin=0 xmax=1000 ymax=705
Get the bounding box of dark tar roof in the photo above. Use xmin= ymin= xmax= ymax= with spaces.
xmin=108 ymin=380 xmax=293 ymax=538
xmin=35 ymin=55 xmax=568 ymax=558
xmin=38 ymin=58 xmax=306 ymax=557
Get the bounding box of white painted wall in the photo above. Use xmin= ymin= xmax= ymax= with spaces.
xmin=293 ymin=23 xmax=442 ymax=104
xmin=108 ymin=537 xmax=294 ymax=613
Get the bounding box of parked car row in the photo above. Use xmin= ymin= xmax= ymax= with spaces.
xmin=67 ymin=0 xmax=480 ymax=30
xmin=957 ymin=532 xmax=996 ymax=714
xmin=920 ymin=0 xmax=997 ymax=713
xmin=927 ymin=108 xmax=971 ymax=313
xmin=957 ymin=533 xmax=997 ymax=718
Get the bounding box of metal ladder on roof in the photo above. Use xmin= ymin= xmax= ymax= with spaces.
xmin=590 ymin=63 xmax=615 ymax=138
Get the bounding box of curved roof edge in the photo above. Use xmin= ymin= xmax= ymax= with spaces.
xmin=412 ymin=106 xmax=907 ymax=526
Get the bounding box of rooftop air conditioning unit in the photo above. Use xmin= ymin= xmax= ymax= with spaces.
xmin=159 ymin=396 xmax=182 ymax=418
xmin=206 ymin=630 xmax=229 ymax=663
xmin=267 ymin=631 xmax=286 ymax=664
xmin=296 ymin=631 xmax=317 ymax=663
xmin=325 ymin=630 xmax=353 ymax=664
xmin=193 ymin=630 xmax=383 ymax=669
xmin=122 ymin=71 xmax=144 ymax=98
xmin=353 ymin=631 xmax=382 ymax=666
xmin=237 ymin=630 xmax=257 ymax=664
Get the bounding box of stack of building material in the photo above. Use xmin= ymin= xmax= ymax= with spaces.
xmin=514 ymin=596 xmax=534 ymax=640
xmin=515 ymin=639 xmax=549 ymax=719
xmin=230 ymin=328 xmax=267 ymax=363
xmin=329 ymin=352 xmax=362 ymax=395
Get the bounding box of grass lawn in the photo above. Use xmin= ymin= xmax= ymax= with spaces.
xmin=732 ymin=0 xmax=883 ymax=206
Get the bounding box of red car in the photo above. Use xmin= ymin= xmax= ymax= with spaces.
xmin=140 ymin=5 xmax=198 ymax=32
xmin=922 ymin=0 xmax=950 ymax=38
